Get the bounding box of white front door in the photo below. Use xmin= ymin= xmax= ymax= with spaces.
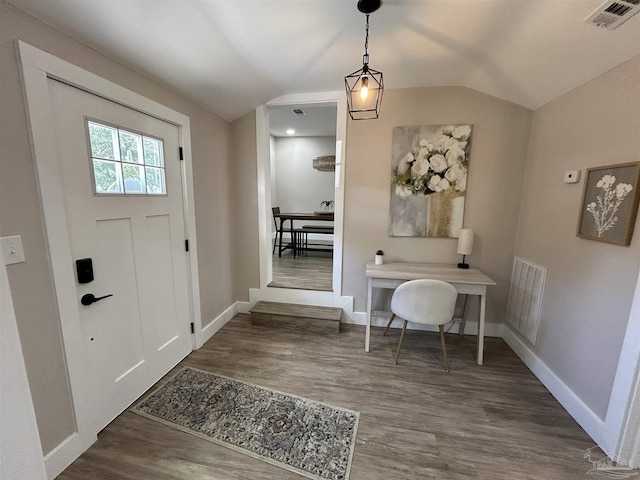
xmin=48 ymin=79 xmax=193 ymax=433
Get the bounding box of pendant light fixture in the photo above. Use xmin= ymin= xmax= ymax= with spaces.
xmin=345 ymin=0 xmax=384 ymax=120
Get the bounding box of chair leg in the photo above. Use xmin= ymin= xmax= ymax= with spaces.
xmin=439 ymin=325 xmax=450 ymax=373
xmin=383 ymin=314 xmax=395 ymax=336
xmin=272 ymin=230 xmax=278 ymax=254
xmin=394 ymin=320 xmax=408 ymax=365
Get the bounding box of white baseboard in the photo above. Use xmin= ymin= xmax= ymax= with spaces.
xmin=200 ymin=302 xmax=247 ymax=346
xmin=344 ymin=311 xmax=505 ymax=337
xmin=44 ymin=432 xmax=86 ymax=480
xmin=502 ymin=325 xmax=605 ymax=446
xmin=236 ymin=301 xmax=251 ymax=314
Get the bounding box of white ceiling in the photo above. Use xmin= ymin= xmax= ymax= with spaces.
xmin=269 ymin=104 xmax=337 ymax=137
xmin=9 ymin=0 xmax=640 ymax=122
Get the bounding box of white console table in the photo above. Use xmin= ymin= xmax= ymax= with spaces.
xmin=365 ymin=262 xmax=496 ymax=365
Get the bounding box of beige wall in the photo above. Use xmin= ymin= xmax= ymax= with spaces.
xmin=230 ymin=112 xmax=260 ymax=301
xmin=6 ymin=0 xmax=638 ymax=456
xmin=514 ymin=55 xmax=640 ymax=419
xmin=0 ymin=0 xmax=234 ymax=454
xmin=343 ymin=87 xmax=533 ymax=321
xmin=274 ymin=136 xmax=336 ymax=216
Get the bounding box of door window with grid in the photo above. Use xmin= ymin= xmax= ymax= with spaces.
xmin=87 ymin=119 xmax=166 ymax=195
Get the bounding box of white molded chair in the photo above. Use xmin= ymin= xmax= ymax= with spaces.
xmin=383 ymin=279 xmax=458 ymax=372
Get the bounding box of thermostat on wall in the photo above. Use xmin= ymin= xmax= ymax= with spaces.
xmin=563 ymin=170 xmax=581 ymax=184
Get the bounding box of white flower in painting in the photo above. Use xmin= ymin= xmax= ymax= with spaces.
xmin=433 ymin=135 xmax=452 ymax=152
xmin=395 ymin=184 xmax=413 ymax=198
xmin=455 ymin=173 xmax=467 ymax=192
xmin=417 ymin=147 xmax=430 ymax=160
xmin=587 ymin=174 xmax=634 ymax=237
xmin=411 ymin=158 xmax=430 ymax=177
xmin=429 ymin=154 xmax=448 ymax=173
xmin=392 ymin=126 xmax=472 ymax=197
xmin=428 ymin=175 xmax=450 ymax=192
xmin=436 ymin=177 xmax=451 ymax=192
xmin=446 ymin=147 xmax=466 ymax=166
xmin=616 ymin=183 xmax=633 ymax=199
xmin=445 ymin=163 xmax=467 ymax=182
xmin=452 ymin=125 xmax=472 ymax=141
xmin=596 ymin=175 xmax=616 ymax=189
xmin=427 ymin=175 xmax=442 ymax=191
xmin=397 ymin=152 xmax=413 ymax=175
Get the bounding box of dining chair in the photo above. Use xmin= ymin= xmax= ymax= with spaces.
xmin=383 ymin=279 xmax=457 ymax=372
xmin=272 ymin=206 xmax=281 ymax=254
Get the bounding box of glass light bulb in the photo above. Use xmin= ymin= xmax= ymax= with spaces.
xmin=360 ymin=77 xmax=369 ymax=101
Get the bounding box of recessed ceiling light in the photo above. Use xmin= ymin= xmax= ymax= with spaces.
xmin=286 ymin=129 xmax=295 ymax=135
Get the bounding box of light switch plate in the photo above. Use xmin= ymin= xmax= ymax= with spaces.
xmin=564 ymin=170 xmax=581 ymax=184
xmin=1 ymin=235 xmax=26 ymax=265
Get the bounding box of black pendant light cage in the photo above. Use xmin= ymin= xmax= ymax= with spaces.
xmin=345 ymin=8 xmax=384 ymax=120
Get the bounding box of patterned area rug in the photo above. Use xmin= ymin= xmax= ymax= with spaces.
xmin=132 ymin=367 xmax=359 ymax=480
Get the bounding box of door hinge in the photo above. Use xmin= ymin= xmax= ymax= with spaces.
xmin=185 ymin=239 xmax=189 ymax=252
xmin=190 ymin=322 xmax=195 ymax=334
xmin=179 ymin=147 xmax=184 ymax=160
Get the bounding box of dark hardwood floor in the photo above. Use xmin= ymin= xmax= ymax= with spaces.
xmin=58 ymin=315 xmax=598 ymax=480
xmin=270 ymin=246 xmax=333 ymax=291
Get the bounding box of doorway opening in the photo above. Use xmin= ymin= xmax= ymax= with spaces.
xmin=254 ymin=91 xmax=347 ymax=308
xmin=268 ymin=104 xmax=337 ymax=292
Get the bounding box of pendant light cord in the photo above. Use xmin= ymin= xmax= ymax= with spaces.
xmin=364 ymin=14 xmax=370 ymax=55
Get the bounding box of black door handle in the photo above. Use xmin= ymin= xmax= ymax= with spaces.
xmin=81 ymin=293 xmax=114 ymax=306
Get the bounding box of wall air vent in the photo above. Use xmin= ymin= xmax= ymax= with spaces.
xmin=312 ymin=156 xmax=336 ymax=172
xmin=292 ymin=108 xmax=306 ymax=116
xmin=506 ymin=257 xmax=547 ymax=346
xmin=585 ymin=0 xmax=640 ymax=29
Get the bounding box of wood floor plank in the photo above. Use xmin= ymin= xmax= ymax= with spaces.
xmin=57 ymin=314 xmax=600 ymax=480
xmin=270 ymin=248 xmax=332 ymax=291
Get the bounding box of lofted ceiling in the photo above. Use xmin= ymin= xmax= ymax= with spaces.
xmin=8 ymin=0 xmax=640 ymax=122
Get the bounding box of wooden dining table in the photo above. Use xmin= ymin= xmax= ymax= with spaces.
xmin=275 ymin=212 xmax=334 ymax=257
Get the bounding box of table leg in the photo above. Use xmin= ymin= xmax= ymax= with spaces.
xmin=477 ymin=293 xmax=486 ymax=365
xmin=365 ymin=277 xmax=372 ymax=352
xmin=278 ymin=218 xmax=285 ymax=257
xmin=458 ymin=294 xmax=469 ymax=335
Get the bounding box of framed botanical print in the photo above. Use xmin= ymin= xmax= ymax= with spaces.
xmin=577 ymin=162 xmax=640 ymax=246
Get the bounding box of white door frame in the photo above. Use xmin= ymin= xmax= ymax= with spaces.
xmin=252 ymin=92 xmax=354 ymax=316
xmin=18 ymin=41 xmax=202 ymax=479
xmin=602 ymin=266 xmax=640 ymax=467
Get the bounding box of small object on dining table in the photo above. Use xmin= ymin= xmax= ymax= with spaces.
xmin=375 ymin=250 xmax=384 ymax=265
xmin=320 ymin=200 xmax=334 ymax=212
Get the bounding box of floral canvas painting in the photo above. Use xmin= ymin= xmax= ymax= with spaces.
xmin=577 ymin=162 xmax=640 ymax=246
xmin=389 ymin=124 xmax=472 ymax=237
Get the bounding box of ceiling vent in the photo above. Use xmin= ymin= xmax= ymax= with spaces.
xmin=292 ymin=108 xmax=306 ymax=116
xmin=585 ymin=0 xmax=640 ymax=30
xmin=312 ymin=156 xmax=336 ymax=172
